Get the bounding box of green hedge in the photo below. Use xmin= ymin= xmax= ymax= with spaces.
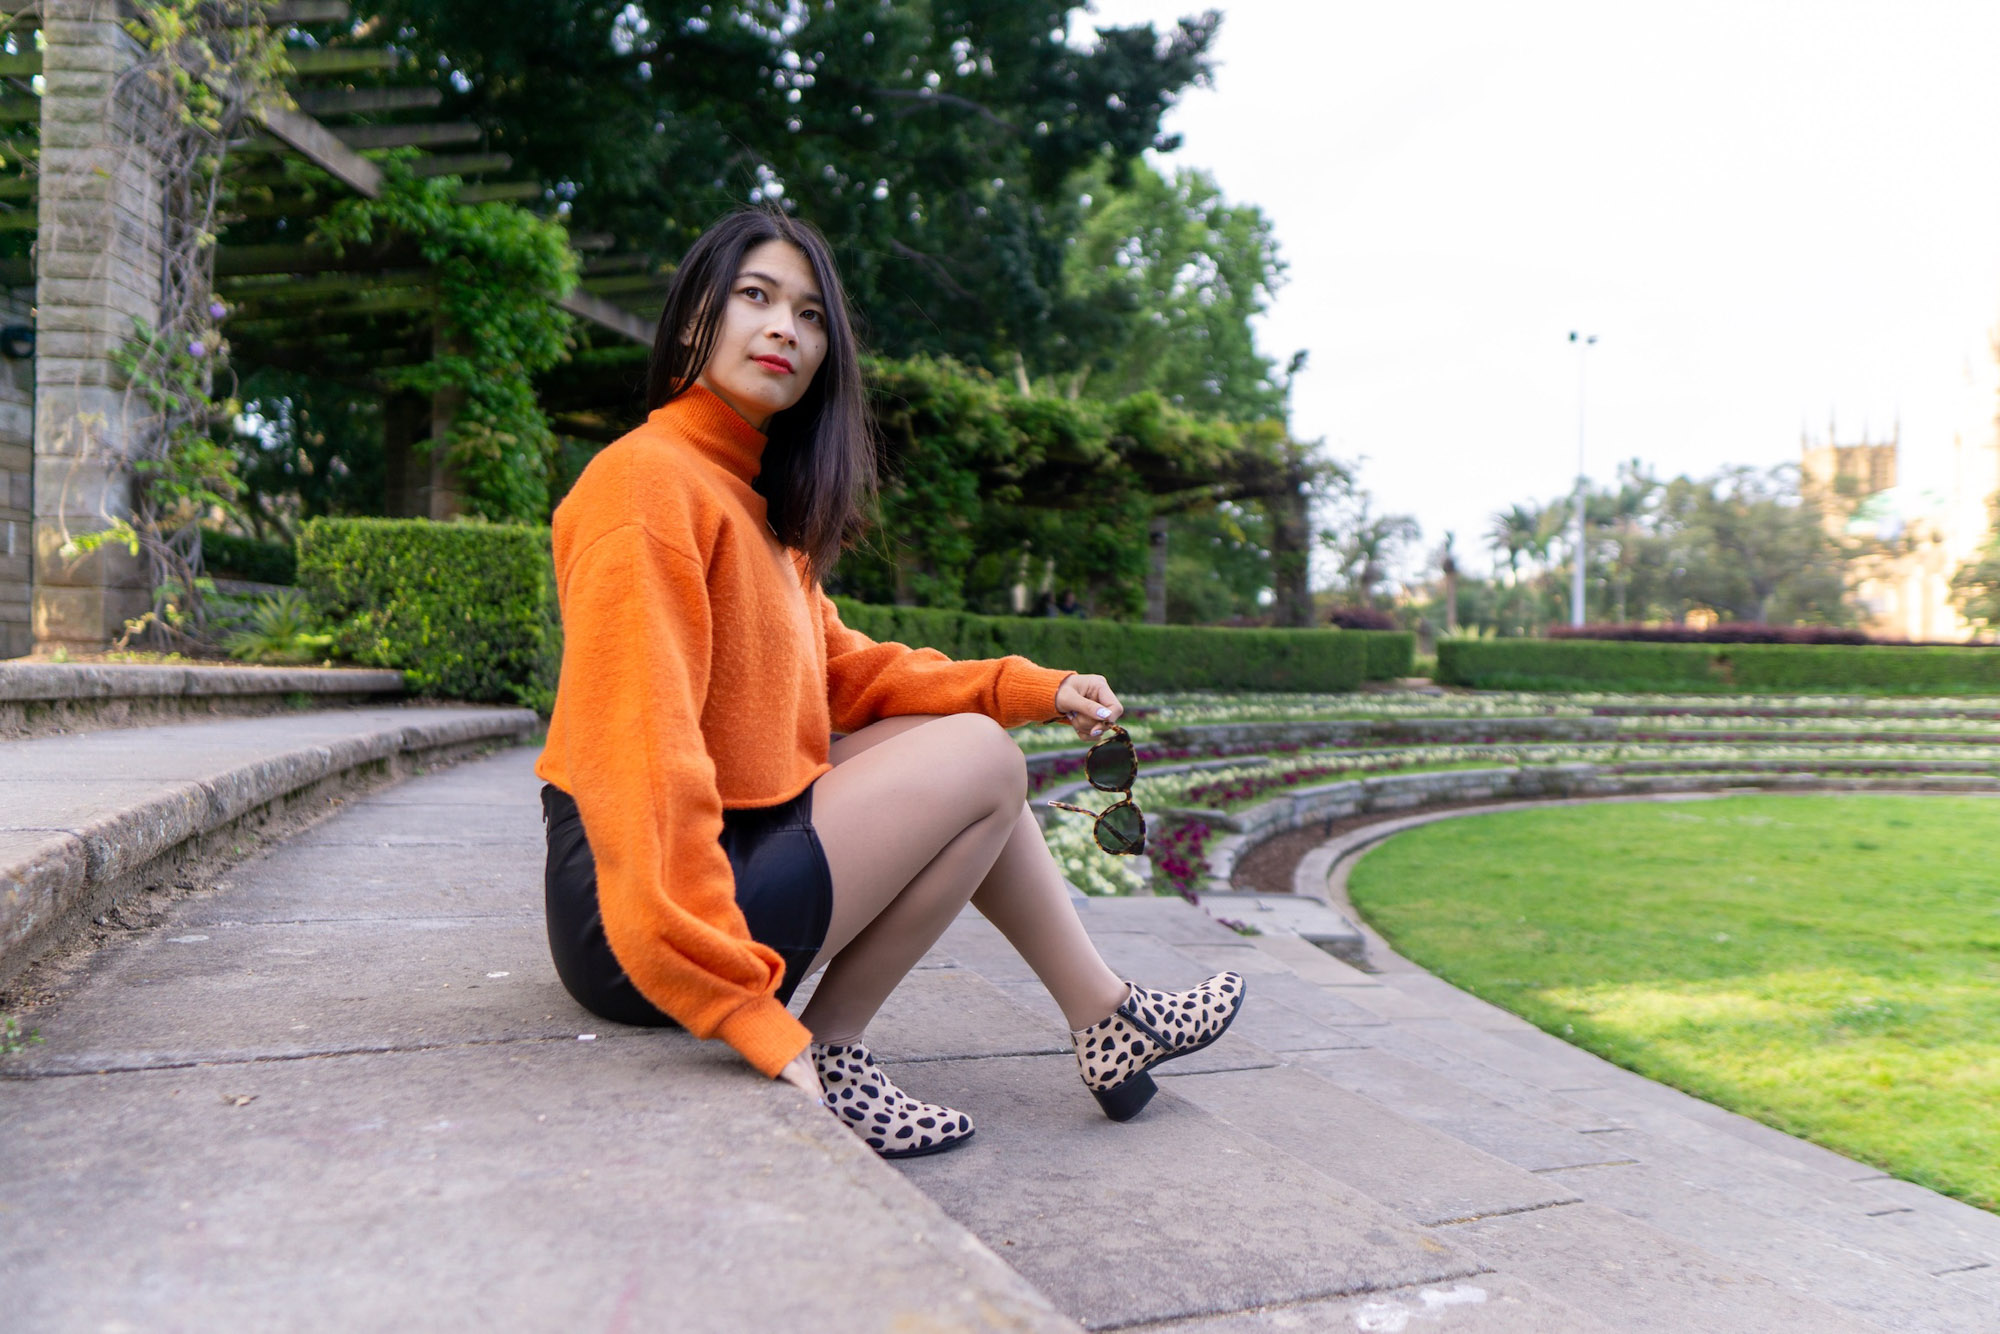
xmin=832 ymin=597 xmax=1374 ymax=692
xmin=1357 ymin=630 xmax=1416 ymax=681
xmin=287 ymin=514 xmax=1397 ymax=708
xmin=297 ymin=517 xmax=559 ymax=711
xmin=1438 ymin=638 xmax=2000 ymax=695
xmin=202 ymin=529 xmax=296 ymax=585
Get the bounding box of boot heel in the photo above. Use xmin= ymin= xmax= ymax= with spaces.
xmin=1091 ymin=1071 xmax=1157 ymax=1122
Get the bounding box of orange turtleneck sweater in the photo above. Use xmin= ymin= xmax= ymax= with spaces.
xmin=534 ymin=385 xmax=1076 ymax=1077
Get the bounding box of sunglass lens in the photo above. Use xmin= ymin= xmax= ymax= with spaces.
xmin=1096 ymin=802 xmax=1145 ymax=855
xmin=1086 ymin=735 xmax=1136 ymax=791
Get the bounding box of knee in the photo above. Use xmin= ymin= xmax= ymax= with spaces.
xmin=941 ymin=713 xmax=1028 ymax=810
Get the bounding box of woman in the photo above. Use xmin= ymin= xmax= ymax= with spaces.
xmin=535 ymin=207 xmax=1246 ymax=1159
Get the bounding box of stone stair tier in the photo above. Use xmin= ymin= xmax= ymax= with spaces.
xmin=4 ymin=741 xmax=1996 ymax=1332
xmin=1 ymin=660 xmax=408 ymax=741
xmin=0 ymin=701 xmax=539 ymax=994
xmin=887 ymin=889 xmax=1999 ymax=1333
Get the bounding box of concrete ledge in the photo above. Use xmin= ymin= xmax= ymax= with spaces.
xmin=0 ymin=661 xmax=407 ymax=739
xmin=0 ymin=705 xmax=539 ymax=993
xmin=1155 ymin=715 xmax=1619 ymax=749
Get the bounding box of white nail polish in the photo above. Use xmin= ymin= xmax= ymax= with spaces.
xmin=1096 ymin=707 xmax=1110 ymax=718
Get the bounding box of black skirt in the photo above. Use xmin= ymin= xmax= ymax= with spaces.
xmin=540 ymin=781 xmax=836 ymax=1027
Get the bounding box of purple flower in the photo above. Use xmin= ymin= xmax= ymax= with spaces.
xmin=208 ymin=301 xmax=227 ymax=320
xmin=187 ymin=339 xmax=206 ymax=358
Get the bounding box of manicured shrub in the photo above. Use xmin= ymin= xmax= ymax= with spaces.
xmin=1548 ymin=622 xmax=1870 ymax=645
xmin=831 ymin=598 xmax=1371 ymax=692
xmin=202 ymin=529 xmax=296 ymax=585
xmin=1439 ymin=638 xmax=2000 ymax=695
xmin=297 ymin=517 xmax=559 ymax=711
xmin=1356 ymin=630 xmax=1416 ymax=680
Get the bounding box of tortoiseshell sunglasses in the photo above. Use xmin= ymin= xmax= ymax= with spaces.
xmin=1044 ymin=723 xmax=1145 ymax=855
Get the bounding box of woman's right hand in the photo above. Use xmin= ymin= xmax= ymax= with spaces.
xmin=777 ymin=1050 xmax=825 ymax=1104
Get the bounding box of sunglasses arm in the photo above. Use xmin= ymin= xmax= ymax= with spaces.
xmin=1044 ymin=799 xmax=1097 ymax=815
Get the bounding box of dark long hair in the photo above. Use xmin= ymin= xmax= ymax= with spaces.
xmin=645 ymin=208 xmax=876 ymax=591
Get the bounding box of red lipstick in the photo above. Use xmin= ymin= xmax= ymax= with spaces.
xmin=753 ymin=354 xmax=794 ymax=374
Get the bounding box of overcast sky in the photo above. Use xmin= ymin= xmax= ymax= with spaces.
xmin=1078 ymin=1 xmax=2000 ymax=582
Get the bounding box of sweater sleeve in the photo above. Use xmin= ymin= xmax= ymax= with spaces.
xmin=553 ymin=525 xmax=811 ymax=1077
xmin=817 ymin=589 xmax=1075 ymax=734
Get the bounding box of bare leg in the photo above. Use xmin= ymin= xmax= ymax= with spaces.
xmin=799 ymin=713 xmax=1028 ymax=1044
xmin=970 ymin=803 xmax=1128 ymax=1031
xmin=800 ymin=713 xmax=1128 ymax=1041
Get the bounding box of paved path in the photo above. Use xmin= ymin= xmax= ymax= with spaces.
xmin=5 ymin=743 xmax=1997 ymax=1331
xmin=0 ymin=745 xmax=1068 ymax=1333
xmin=0 ymin=703 xmax=536 ymax=989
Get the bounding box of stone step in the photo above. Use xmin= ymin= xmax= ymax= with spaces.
xmin=923 ymin=898 xmax=1893 ymax=1331
xmin=1 ymin=705 xmax=538 ymax=995
xmin=1316 ymin=814 xmax=2000 ymax=1276
xmin=0 ymin=660 xmax=405 ymax=741
xmin=1214 ymin=1027 xmax=1982 ymax=1332
xmin=1200 ymin=872 xmax=2000 ymax=1329
xmin=1304 ymin=1001 xmax=2000 ymax=1321
xmin=1188 ymin=890 xmax=1367 ymax=965
xmin=886 ymin=1047 xmax=1498 ymax=1331
xmin=0 ymin=747 xmax=1074 ymax=1334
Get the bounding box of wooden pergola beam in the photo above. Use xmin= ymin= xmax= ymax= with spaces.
xmin=282 ymin=48 xmax=400 ymax=76
xmin=220 ymin=267 xmax=435 ymax=304
xmin=578 ymin=273 xmax=662 ymax=296
xmin=406 ymin=151 xmax=512 ymax=178
xmin=251 ymin=100 xmax=382 ymax=197
xmin=454 ymin=181 xmax=543 ymax=204
xmin=292 ymin=86 xmax=443 ymax=117
xmin=336 ymin=121 xmax=482 ymax=151
xmin=557 ymin=289 xmax=652 ymax=346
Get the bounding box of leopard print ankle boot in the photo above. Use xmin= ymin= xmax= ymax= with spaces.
xmin=813 ymin=1040 xmax=976 ymax=1159
xmin=1071 ymin=972 xmax=1247 ymax=1121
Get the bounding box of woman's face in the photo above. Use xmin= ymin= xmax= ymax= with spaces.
xmin=694 ymin=239 xmax=830 ymax=432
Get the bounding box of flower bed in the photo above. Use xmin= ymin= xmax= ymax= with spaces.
xmin=1029 ymin=689 xmax=2000 ymax=903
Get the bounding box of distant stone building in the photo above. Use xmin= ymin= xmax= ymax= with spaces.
xmin=1802 ymin=383 xmax=2000 ymax=642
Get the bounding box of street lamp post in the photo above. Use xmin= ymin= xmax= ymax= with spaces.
xmin=1568 ymin=331 xmax=1597 ymax=628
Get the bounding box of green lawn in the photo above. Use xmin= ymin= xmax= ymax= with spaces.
xmin=1346 ymin=794 xmax=2000 ymax=1211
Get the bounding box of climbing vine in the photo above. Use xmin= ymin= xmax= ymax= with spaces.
xmin=57 ymin=0 xmax=292 ymax=648
xmin=310 ymin=154 xmax=579 ymax=522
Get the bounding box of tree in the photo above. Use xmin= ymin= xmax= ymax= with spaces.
xmin=1495 ymin=463 xmax=1851 ymax=626
xmin=1950 ymin=530 xmax=2000 ymax=634
xmin=1437 ymin=531 xmax=1460 ymax=634
xmin=1321 ymin=489 xmax=1420 ymax=612
xmin=235 ymin=368 xmax=387 ymax=537
xmin=1163 ymin=500 xmax=1272 ymax=624
xmin=1485 ymin=502 xmax=1537 ymax=634
xmin=1595 ymin=460 xmax=1661 ymax=623
xmin=1655 ymin=466 xmax=1849 ymax=624
xmin=1058 ymin=162 xmax=1286 ymax=421
xmin=355 ymin=1 xmax=1220 ymax=375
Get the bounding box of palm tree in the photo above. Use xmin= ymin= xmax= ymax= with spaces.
xmin=1530 ymin=500 xmax=1572 ymax=626
xmin=1486 ymin=503 xmax=1539 ymax=634
xmin=1604 ymin=460 xmax=1660 ymax=623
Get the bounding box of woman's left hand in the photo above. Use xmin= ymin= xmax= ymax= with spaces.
xmin=1054 ymin=673 xmax=1123 ymax=741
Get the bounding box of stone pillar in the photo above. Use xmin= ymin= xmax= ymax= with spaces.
xmin=380 ymin=388 xmax=430 ymax=517
xmin=382 ymin=320 xmax=466 ymax=519
xmin=31 ymin=0 xmax=164 ymax=650
xmin=0 ymin=286 xmax=32 ymax=659
xmin=1268 ymin=482 xmax=1312 ymax=628
xmin=1144 ymin=513 xmax=1168 ymax=624
xmin=423 ymin=319 xmax=465 ymax=519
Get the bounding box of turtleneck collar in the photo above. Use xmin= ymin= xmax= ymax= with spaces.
xmin=645 ymin=382 xmax=769 ymax=487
